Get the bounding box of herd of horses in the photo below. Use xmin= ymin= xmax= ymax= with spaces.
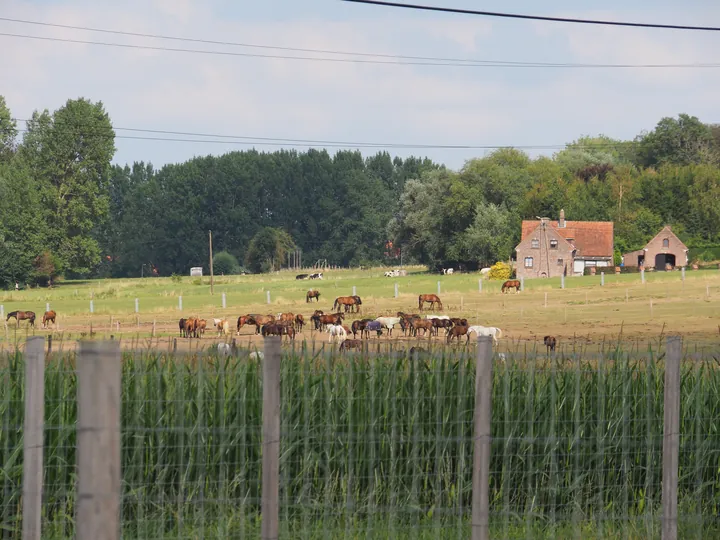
xmin=5 ymin=279 xmax=558 ymax=352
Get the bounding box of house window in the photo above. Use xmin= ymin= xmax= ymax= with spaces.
xmin=524 ymin=257 xmax=534 ymax=268
xmin=585 ymin=260 xmax=596 ymax=267
xmin=531 ymin=239 xmax=539 ymax=249
xmin=557 ymin=258 xmax=564 ymax=266
xmin=663 ymin=238 xmax=669 ymax=247
xmin=550 ymin=239 xmax=558 ymax=249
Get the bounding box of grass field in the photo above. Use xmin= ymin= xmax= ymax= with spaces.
xmin=1 ymin=266 xmax=719 ymax=351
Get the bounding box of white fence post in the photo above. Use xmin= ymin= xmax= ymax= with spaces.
xmin=600 ymin=272 xmax=605 ymax=286
xmin=90 ymin=300 xmax=94 ymax=314
xmin=178 ymin=296 xmax=182 ymax=311
xmin=352 ymin=286 xmax=356 ymax=296
xmin=437 ymin=281 xmax=441 ymax=295
xmin=134 ymin=298 xmax=139 ymax=313
xmin=681 ymin=267 xmax=685 ymax=281
xmin=561 ymin=274 xmax=565 ymax=289
xmin=641 ymin=269 xmax=645 ymax=284
xmin=0 ymin=305 xmax=4 ymax=318
xmin=394 ymin=283 xmax=399 ymax=298
xmin=471 ymin=335 xmax=493 ymax=540
xmin=222 ymin=292 xmax=226 ymax=309
xmin=45 ymin=302 xmax=50 ymax=313
xmin=22 ymin=336 xmax=45 ymax=540
xmin=520 ymin=277 xmax=524 ymax=291
xmin=266 ymin=290 xmax=271 ymax=304
xmin=76 ymin=340 xmax=121 ymax=540
xmin=662 ymin=336 xmax=681 ymax=540
xmin=478 ymin=279 xmax=482 ymax=293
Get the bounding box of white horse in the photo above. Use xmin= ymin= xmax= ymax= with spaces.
xmin=375 ymin=316 xmax=401 ymax=337
xmin=467 ymin=325 xmax=503 ymax=344
xmin=326 ymin=324 xmax=347 ymax=343
xmin=215 ymin=319 xmax=230 ymax=336
xmin=424 ymin=315 xmax=449 ymax=320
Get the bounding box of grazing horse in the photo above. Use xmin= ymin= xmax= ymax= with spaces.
xmin=431 ymin=317 xmax=453 ymax=336
xmin=351 ymin=319 xmax=373 ymax=339
xmin=501 ymin=280 xmax=521 ymax=293
xmin=340 ymin=339 xmax=364 ymax=353
xmin=196 ymin=319 xmax=207 ymax=337
xmin=184 ymin=317 xmax=198 ymax=338
xmin=544 ymin=335 xmax=557 ymax=353
xmin=467 ymin=325 xmax=503 ymax=345
xmin=296 ymin=274 xmax=309 ymax=280
xmin=236 ymin=315 xmax=250 ymax=334
xmin=7 ymin=311 xmax=35 ymax=328
xmin=410 ymin=318 xmax=433 ymax=337
xmin=418 ymin=294 xmax=443 ymax=311
xmin=375 ymin=316 xmax=401 ymax=337
xmin=333 ymin=296 xmax=361 ymax=313
xmin=42 ymin=310 xmax=57 ymax=329
xmin=326 ymin=324 xmax=347 ymax=343
xmin=179 ymin=318 xmax=187 ymax=337
xmin=247 ymin=314 xmax=276 ymax=334
xmin=365 ymin=320 xmax=383 ymax=337
xmin=306 ymin=290 xmax=321 ymax=303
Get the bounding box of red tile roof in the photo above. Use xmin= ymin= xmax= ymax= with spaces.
xmin=521 ymin=220 xmax=614 ymax=258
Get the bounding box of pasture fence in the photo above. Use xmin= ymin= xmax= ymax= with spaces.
xmin=2 ymin=335 xmax=720 ymax=538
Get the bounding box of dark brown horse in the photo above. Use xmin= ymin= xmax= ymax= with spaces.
xmin=447 ymin=325 xmax=470 ymax=344
xmin=42 ymin=310 xmax=57 ymax=329
xmin=294 ymin=314 xmax=305 ymax=332
xmin=544 ymin=335 xmax=557 ymax=353
xmin=306 ymin=290 xmax=321 ymax=303
xmin=247 ymin=314 xmax=276 ymax=334
xmin=340 ymin=339 xmax=364 ymax=353
xmin=333 ymin=296 xmax=361 ymax=313
xmin=179 ymin=318 xmax=187 ymax=337
xmin=501 ymin=279 xmax=521 ymax=293
xmin=7 ymin=310 xmax=35 ymax=328
xmin=418 ymin=294 xmax=443 ymax=311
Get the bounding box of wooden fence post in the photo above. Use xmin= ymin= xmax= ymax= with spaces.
xmin=22 ymin=336 xmax=45 ymax=540
xmin=262 ymin=336 xmax=281 ymax=539
xmin=471 ymin=335 xmax=493 ymax=540
xmin=76 ymin=340 xmax=121 ymax=540
xmin=662 ymin=335 xmax=681 ymax=540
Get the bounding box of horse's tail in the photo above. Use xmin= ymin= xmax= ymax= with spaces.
xmin=332 ymin=298 xmax=338 ymax=310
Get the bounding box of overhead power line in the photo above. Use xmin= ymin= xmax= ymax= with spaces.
xmin=14 ymin=121 xmax=640 ymax=151
xmin=341 ymin=0 xmax=720 ymax=32
xmin=0 ymin=26 xmax=718 ymax=68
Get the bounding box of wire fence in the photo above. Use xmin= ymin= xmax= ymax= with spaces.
xmin=1 ymin=336 xmax=719 ymax=538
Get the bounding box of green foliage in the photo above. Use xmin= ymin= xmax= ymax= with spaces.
xmin=0 ymin=96 xmax=17 ymax=161
xmin=245 ymin=227 xmax=296 ymax=273
xmin=170 ymin=273 xmax=182 ymax=283
xmin=2 ymin=349 xmax=720 ymax=537
xmin=488 ymin=261 xmax=511 ymax=280
xmin=212 ymin=250 xmax=240 ymax=275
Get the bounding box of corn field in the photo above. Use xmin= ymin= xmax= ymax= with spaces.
xmin=1 ymin=342 xmax=720 ymax=539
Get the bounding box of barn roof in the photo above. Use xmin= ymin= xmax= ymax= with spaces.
xmin=520 ymin=219 xmax=614 ymax=258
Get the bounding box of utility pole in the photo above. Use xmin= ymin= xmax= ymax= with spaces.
xmin=209 ymin=230 xmax=214 ymax=295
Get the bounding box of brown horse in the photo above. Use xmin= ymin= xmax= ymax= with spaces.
xmin=184 ymin=317 xmax=198 ymax=338
xmin=418 ymin=294 xmax=443 ymax=311
xmin=306 ymin=290 xmax=321 ymax=303
xmin=42 ymin=310 xmax=57 ymax=329
xmin=447 ymin=325 xmax=470 ymax=343
xmin=7 ymin=310 xmax=36 ymax=328
xmin=247 ymin=314 xmax=276 ymax=334
xmin=196 ymin=319 xmax=207 ymax=337
xmin=501 ymin=279 xmax=521 ymax=293
xmin=333 ymin=296 xmax=361 ymax=313
xmin=410 ymin=319 xmax=433 ymax=337
xmin=340 ymin=339 xmax=364 ymax=353
xmin=179 ymin=318 xmax=187 ymax=337
xmin=544 ymin=335 xmax=557 ymax=353
xmin=294 ymin=314 xmax=305 ymax=332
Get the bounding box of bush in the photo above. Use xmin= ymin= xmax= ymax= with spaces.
xmin=488 ymin=261 xmax=511 ymax=281
xmin=213 ymin=251 xmax=240 ymax=275
xmin=170 ymin=273 xmax=182 ymax=283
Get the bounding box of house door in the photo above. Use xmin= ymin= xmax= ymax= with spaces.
xmin=573 ymin=260 xmax=584 ymax=274
xmin=655 ymin=253 xmax=676 ymax=270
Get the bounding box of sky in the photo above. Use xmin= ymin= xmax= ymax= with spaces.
xmin=1 ymin=0 xmax=719 ymax=170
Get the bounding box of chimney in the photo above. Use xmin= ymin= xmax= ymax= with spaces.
xmin=559 ymin=209 xmax=566 ymax=228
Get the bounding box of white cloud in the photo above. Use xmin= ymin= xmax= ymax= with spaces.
xmin=1 ymin=0 xmax=718 ymax=170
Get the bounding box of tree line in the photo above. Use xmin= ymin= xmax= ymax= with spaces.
xmin=1 ymin=95 xmax=719 ymax=287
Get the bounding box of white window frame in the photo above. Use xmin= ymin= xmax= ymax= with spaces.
xmin=524 ymin=257 xmax=534 ymax=268
xmin=550 ymin=239 xmax=558 ymax=249
xmin=531 ymin=239 xmax=539 ymax=249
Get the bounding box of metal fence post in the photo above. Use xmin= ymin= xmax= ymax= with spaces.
xmin=262 ymin=336 xmax=281 ymax=539
xmin=472 ymin=335 xmax=493 ymax=540
xmin=662 ymin=335 xmax=681 ymax=540
xmin=22 ymin=336 xmax=45 ymax=540
xmin=76 ymin=340 xmax=121 ymax=540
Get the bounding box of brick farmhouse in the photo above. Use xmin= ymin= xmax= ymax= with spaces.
xmin=514 ymin=210 xmax=614 ymax=279
xmin=621 ymin=225 xmax=689 ymax=270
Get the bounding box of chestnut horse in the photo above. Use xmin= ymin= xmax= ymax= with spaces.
xmin=501 ymin=279 xmax=521 ymax=293
xmin=333 ymin=296 xmax=362 ymax=313
xmin=42 ymin=310 xmax=57 ymax=329
xmin=418 ymin=294 xmax=443 ymax=311
xmin=306 ymin=290 xmax=321 ymax=303
xmin=7 ymin=310 xmax=36 ymax=328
